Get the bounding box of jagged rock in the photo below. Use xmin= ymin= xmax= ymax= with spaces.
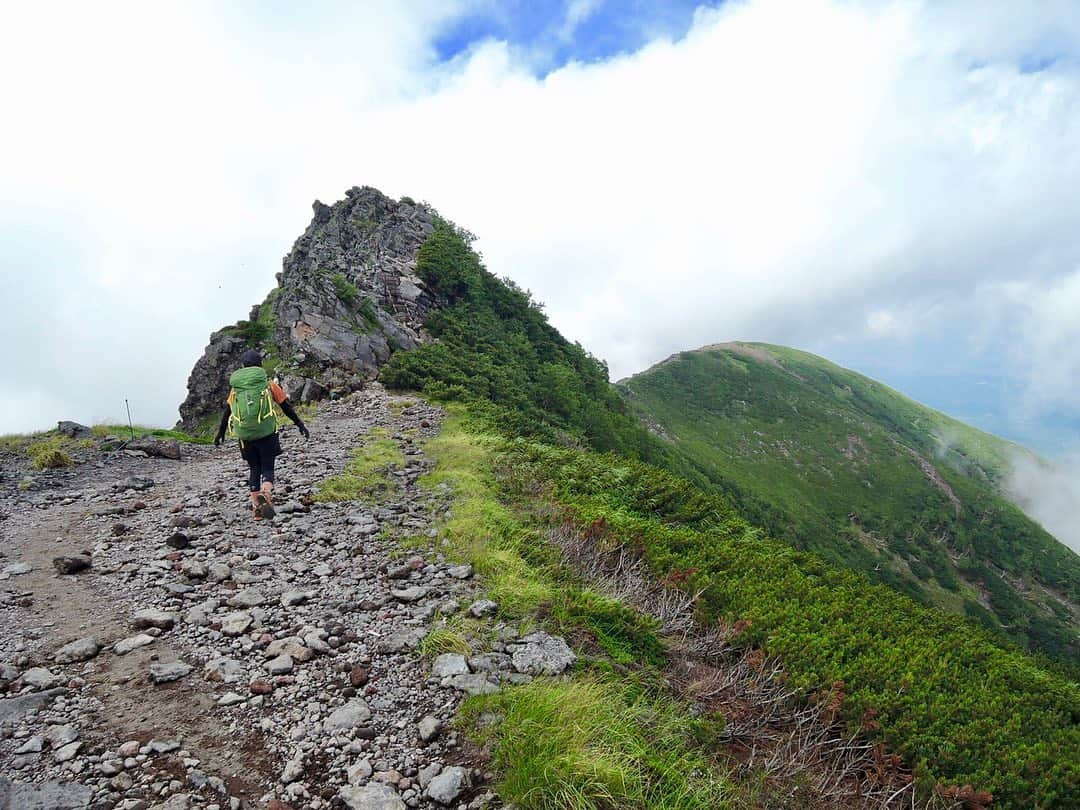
xmin=52 ymin=741 xmax=82 ymax=762
xmin=52 ymin=555 xmax=91 ymax=575
xmin=177 ymin=187 xmax=437 ymax=432
xmin=426 ymin=766 xmax=470 ymax=805
xmin=44 ymin=725 xmax=78 ymax=748
xmin=220 ymin=611 xmax=253 ymax=637
xmin=338 ymin=783 xmax=405 ymax=810
xmin=468 ymin=599 xmax=498 ymax=618
xmin=418 ymin=716 xmax=442 ymax=742
xmin=265 ymin=638 xmax=314 ymax=662
xmin=53 ymin=637 xmax=100 ymax=664
xmin=56 ymin=421 xmax=91 ymax=439
xmin=509 ymin=632 xmax=577 ymax=676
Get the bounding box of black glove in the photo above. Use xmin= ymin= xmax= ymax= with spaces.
xmin=214 ymin=433 xmax=224 ymax=447
xmin=299 ymin=425 xmax=310 ymax=440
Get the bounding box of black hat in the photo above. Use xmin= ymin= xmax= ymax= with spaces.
xmin=241 ymin=349 xmax=263 ymax=368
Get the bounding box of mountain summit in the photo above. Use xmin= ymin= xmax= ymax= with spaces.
xmin=178 ymin=187 xmax=439 ymax=432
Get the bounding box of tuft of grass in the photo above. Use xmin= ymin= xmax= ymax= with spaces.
xmin=27 ymin=437 xmax=73 ymax=469
xmin=315 ymin=427 xmax=404 ymax=501
xmin=420 ymin=625 xmax=472 ymax=658
xmin=460 ymin=676 xmax=731 ymax=810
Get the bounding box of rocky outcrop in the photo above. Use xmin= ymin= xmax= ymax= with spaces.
xmin=178 ymin=186 xmax=438 ymax=432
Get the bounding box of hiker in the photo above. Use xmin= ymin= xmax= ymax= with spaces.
xmin=213 ymin=349 xmax=309 ymax=520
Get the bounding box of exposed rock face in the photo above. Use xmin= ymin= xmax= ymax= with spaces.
xmin=178 ymin=186 xmax=437 ymax=432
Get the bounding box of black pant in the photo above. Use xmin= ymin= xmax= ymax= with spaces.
xmin=240 ymin=433 xmax=281 ymax=492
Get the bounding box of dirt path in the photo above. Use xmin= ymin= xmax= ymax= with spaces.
xmin=0 ymin=387 xmax=499 ymax=810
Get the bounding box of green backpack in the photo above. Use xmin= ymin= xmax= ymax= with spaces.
xmin=228 ymin=366 xmax=277 ymax=441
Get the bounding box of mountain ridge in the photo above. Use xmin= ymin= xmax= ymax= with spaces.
xmin=619 ymin=340 xmax=1080 ymax=664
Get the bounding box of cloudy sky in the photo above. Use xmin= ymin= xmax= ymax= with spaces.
xmin=3 ymin=0 xmax=1080 ymax=457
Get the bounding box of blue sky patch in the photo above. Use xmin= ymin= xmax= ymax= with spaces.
xmin=434 ymin=0 xmax=724 ymax=74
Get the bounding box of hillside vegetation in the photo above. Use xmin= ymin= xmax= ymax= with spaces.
xmin=619 ymin=344 xmax=1080 ymax=665
xmin=378 ymin=223 xmax=1080 ymax=807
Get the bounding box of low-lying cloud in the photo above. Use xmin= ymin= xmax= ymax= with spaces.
xmin=1005 ymin=451 xmax=1080 ymax=554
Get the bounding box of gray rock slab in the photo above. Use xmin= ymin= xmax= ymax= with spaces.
xmin=114 ymin=634 xmax=155 ymax=655
xmin=220 ymin=611 xmax=253 ymax=637
xmin=54 ymin=637 xmax=100 ymax=664
xmin=227 ymin=588 xmax=266 ymax=608
xmin=21 ymin=667 xmax=64 ymax=690
xmin=149 ymin=661 xmax=192 ymax=684
xmin=445 ymin=673 xmax=499 ymax=696
xmin=426 ymin=766 xmax=470 ymax=805
xmin=377 ymin=628 xmax=422 ymax=654
xmin=0 ymin=688 xmax=66 ymax=723
xmin=323 ymin=699 xmax=372 ymax=732
xmin=390 ymin=585 xmax=428 ymax=603
xmin=0 ymin=776 xmax=92 ymax=809
xmin=266 ymin=654 xmax=294 ymax=675
xmin=338 ymin=783 xmax=405 ymax=810
xmin=431 ymin=654 xmax=469 ymax=678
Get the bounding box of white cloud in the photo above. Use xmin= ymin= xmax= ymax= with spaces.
xmin=3 ymin=0 xmax=1080 ymax=438
xmin=1006 ymin=451 xmax=1080 ymax=554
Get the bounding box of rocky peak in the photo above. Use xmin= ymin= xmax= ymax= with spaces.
xmin=178 ymin=186 xmax=438 ymax=432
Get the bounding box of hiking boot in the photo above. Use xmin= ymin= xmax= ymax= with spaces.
xmin=255 ymin=491 xmax=275 ymax=521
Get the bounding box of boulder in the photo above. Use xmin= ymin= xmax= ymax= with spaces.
xmin=125 ymin=437 xmax=181 ymax=460
xmin=56 ymin=421 xmax=91 ymax=439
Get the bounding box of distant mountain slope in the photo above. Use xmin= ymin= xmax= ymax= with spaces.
xmin=619 ymin=342 xmax=1080 ymax=664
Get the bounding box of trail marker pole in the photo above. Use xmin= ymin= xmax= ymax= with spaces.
xmin=125 ymin=399 xmax=135 ymax=441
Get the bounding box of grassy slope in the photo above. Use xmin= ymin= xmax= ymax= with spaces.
xmin=619 ymin=343 xmax=1080 ymax=665
xmin=372 ymin=221 xmax=1078 ymax=806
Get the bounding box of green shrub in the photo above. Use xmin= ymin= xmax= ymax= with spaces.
xmin=332 ymin=273 xmax=359 ymax=307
